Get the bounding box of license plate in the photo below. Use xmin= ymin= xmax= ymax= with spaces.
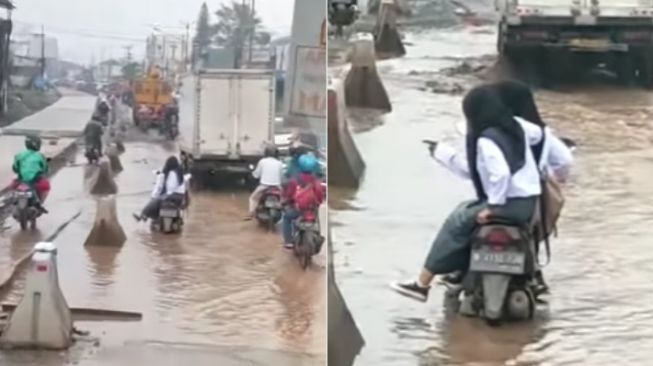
xmin=469 ymin=249 xmax=525 ymax=275
xmin=159 ymin=208 xmax=179 ymax=218
xmin=569 ymin=38 xmax=610 ymax=50
xmin=265 ymin=198 xmax=280 ymax=208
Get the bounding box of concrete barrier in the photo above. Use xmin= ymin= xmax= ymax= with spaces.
xmin=344 ymin=35 xmax=392 ymax=112
xmin=327 ymin=229 xmax=364 ymax=366
xmin=328 ymin=79 xmax=366 ymax=188
xmin=84 ymin=196 xmax=126 ymax=247
xmin=374 ymin=0 xmax=406 ymax=57
xmin=88 ymin=158 xmax=118 ymax=195
xmin=105 ymin=145 xmax=123 ymax=174
xmin=1 ymin=242 xmax=73 ymax=349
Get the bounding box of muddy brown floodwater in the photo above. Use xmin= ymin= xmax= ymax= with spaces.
xmin=331 ymin=26 xmax=653 ymax=366
xmin=0 ymin=142 xmax=325 ymax=365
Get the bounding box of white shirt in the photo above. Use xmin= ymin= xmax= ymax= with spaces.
xmin=151 ymin=171 xmax=188 ymax=198
xmin=434 ymin=119 xmax=572 ymax=205
xmin=252 ymin=157 xmax=284 ymax=186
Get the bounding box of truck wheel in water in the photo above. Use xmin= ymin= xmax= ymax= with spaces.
xmin=616 ymin=52 xmax=635 ymax=86
xmin=636 ymin=48 xmax=653 ymax=88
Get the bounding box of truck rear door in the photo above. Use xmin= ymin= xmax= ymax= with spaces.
xmin=235 ymin=72 xmax=275 ymax=157
xmin=197 ymin=74 xmax=234 ymax=157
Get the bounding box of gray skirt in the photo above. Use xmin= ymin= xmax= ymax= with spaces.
xmin=423 ymin=196 xmax=537 ymax=275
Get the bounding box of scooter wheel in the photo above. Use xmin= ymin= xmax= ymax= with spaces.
xmin=506 ymin=289 xmax=533 ymax=320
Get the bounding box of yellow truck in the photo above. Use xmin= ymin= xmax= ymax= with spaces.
xmin=132 ymin=66 xmax=175 ymax=130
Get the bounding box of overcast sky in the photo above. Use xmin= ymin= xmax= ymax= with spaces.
xmin=11 ymin=0 xmax=295 ymax=65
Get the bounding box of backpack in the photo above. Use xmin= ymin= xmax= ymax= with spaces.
xmin=294 ymin=178 xmax=318 ymax=212
xmin=531 ymin=128 xmax=566 ymax=266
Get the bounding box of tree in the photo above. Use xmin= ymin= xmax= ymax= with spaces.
xmin=211 ymin=0 xmax=271 ymax=67
xmin=192 ymin=2 xmax=211 ymax=66
xmin=121 ymin=62 xmax=141 ymax=80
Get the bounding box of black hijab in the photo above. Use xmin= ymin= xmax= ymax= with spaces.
xmin=463 ymin=85 xmax=526 ymax=201
xmin=490 ymin=79 xmax=546 ymax=161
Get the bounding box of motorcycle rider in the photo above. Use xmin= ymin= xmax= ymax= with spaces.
xmin=282 ymin=153 xmax=325 ymax=249
xmin=133 ymin=156 xmax=188 ymax=222
xmin=285 ymin=145 xmax=323 ymax=180
xmin=84 ymin=108 xmax=107 ymax=158
xmin=390 ymin=85 xmax=547 ymax=302
xmin=10 ymin=135 xmax=50 ymax=214
xmin=245 ymin=145 xmax=284 ymax=220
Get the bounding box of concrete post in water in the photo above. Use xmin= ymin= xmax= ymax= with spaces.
xmin=374 ymin=0 xmax=406 ymax=57
xmin=1 ymin=242 xmax=73 ymax=349
xmin=328 ymin=228 xmax=364 ymax=366
xmin=89 ymin=158 xmax=118 ymax=195
xmin=105 ymin=144 xmax=123 ymax=174
xmin=344 ymin=35 xmax=392 ymax=112
xmin=328 ymin=79 xmax=366 ymax=188
xmin=84 ymin=196 xmax=126 ymax=247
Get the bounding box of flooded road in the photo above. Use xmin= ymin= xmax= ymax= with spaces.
xmin=331 ymin=26 xmax=653 ymax=366
xmin=0 ymin=142 xmax=325 ymax=365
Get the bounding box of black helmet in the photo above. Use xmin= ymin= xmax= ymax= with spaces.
xmin=25 ymin=135 xmax=42 ymax=151
xmin=264 ymin=145 xmax=279 ymax=158
xmin=97 ymin=101 xmax=109 ymax=115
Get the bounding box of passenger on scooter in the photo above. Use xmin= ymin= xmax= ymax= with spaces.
xmin=390 ymin=85 xmax=545 ymax=302
xmin=285 ymin=145 xmax=323 ymax=180
xmin=245 ymin=145 xmax=284 ymax=220
xmin=282 ymin=154 xmax=325 ymax=249
xmin=9 ymin=135 xmax=50 ymax=214
xmin=133 ymin=156 xmax=188 ymax=222
xmin=491 ymin=80 xmax=574 ymax=182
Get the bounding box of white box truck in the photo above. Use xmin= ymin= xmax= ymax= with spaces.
xmin=496 ymin=0 xmax=653 ymax=85
xmin=178 ymin=69 xmax=276 ymax=183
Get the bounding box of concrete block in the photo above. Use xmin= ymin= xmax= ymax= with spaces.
xmin=328 ymin=80 xmax=366 ymax=188
xmin=374 ymin=1 xmax=406 ymax=57
xmin=88 ymin=158 xmax=117 ymax=195
xmin=344 ymin=37 xmax=392 ymax=112
xmin=0 ymin=242 xmax=73 ymax=349
xmin=84 ymin=196 xmax=126 ymax=247
xmin=105 ymin=145 xmax=123 ymax=174
xmin=327 ymin=230 xmax=364 ymax=366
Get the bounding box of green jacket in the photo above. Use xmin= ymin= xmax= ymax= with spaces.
xmin=13 ymin=149 xmax=48 ymax=183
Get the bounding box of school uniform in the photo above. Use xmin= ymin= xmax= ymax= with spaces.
xmin=423 ymin=118 xmax=546 ymax=274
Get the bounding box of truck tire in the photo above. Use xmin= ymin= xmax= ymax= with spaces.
xmin=616 ymin=52 xmax=635 ymax=86
xmin=636 ymin=48 xmax=653 ymax=88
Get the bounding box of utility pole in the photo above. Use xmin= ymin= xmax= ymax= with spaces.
xmin=184 ymin=22 xmax=190 ymax=72
xmin=123 ymin=45 xmax=133 ymax=63
xmin=40 ymin=25 xmax=45 ymax=79
xmin=248 ymin=0 xmax=255 ymax=65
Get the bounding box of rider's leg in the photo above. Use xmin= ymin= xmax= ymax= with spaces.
xmin=134 ymin=198 xmax=161 ymax=221
xmin=282 ymin=208 xmax=299 ymax=247
xmin=247 ymin=184 xmax=267 ymax=218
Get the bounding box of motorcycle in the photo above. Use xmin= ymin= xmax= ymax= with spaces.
xmin=255 ymin=187 xmax=283 ymax=230
xmin=85 ymin=144 xmax=101 ymax=164
xmin=292 ymin=208 xmax=324 ymax=270
xmin=149 ymin=173 xmax=191 ymax=234
xmin=328 ymin=0 xmax=359 ymax=37
xmin=151 ymin=196 xmax=185 ymax=234
xmin=450 ymin=219 xmax=538 ymax=325
xmin=11 ymin=183 xmax=42 ymax=230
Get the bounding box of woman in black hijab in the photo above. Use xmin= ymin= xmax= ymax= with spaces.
xmin=390 ymin=85 xmax=541 ymax=302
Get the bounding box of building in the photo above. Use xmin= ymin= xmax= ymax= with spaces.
xmin=9 ymin=34 xmax=59 ymax=88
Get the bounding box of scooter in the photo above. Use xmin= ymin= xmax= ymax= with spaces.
xmin=11 ymin=183 xmax=43 ymax=230
xmin=450 ymin=219 xmax=539 ymax=325
xmin=255 ymin=187 xmax=283 ymax=230
xmin=292 ymin=208 xmax=324 ymax=270
xmin=152 ymin=196 xmax=185 ymax=234
xmin=85 ymin=145 xmax=101 ymax=164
